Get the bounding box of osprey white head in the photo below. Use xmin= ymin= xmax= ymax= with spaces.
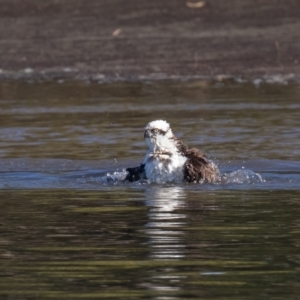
xmin=144 ymin=119 xmax=175 ymax=153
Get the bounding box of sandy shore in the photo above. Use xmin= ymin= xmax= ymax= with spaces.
xmin=0 ymin=0 xmax=299 ymax=82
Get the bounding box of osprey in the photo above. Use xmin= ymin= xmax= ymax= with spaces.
xmin=125 ymin=120 xmax=219 ymax=184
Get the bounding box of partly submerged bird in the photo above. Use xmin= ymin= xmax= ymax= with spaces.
xmin=125 ymin=120 xmax=219 ymax=184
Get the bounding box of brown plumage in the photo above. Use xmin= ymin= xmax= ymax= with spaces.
xmin=182 ymin=148 xmax=219 ymax=183
xmin=170 ymin=136 xmax=188 ymax=154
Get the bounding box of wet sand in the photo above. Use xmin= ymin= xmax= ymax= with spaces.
xmin=0 ymin=0 xmax=300 ymax=81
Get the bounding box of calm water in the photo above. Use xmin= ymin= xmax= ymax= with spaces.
xmin=0 ymin=80 xmax=300 ymax=299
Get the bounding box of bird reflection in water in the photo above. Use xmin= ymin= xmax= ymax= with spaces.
xmin=144 ymin=186 xmax=187 ymax=260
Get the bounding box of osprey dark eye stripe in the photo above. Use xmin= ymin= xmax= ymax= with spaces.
xmin=151 ymin=128 xmax=168 ymax=135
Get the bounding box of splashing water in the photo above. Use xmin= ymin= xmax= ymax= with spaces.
xmin=103 ymin=167 xmax=264 ymax=186
xmin=2 ymin=158 xmax=300 ymax=190
xmin=105 ymin=169 xmax=128 ymax=184
xmin=221 ymin=169 xmax=264 ymax=184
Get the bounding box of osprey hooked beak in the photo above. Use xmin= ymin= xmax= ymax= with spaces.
xmin=144 ymin=129 xmax=150 ymax=139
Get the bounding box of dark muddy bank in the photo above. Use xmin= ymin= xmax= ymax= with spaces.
xmin=0 ymin=0 xmax=300 ymax=82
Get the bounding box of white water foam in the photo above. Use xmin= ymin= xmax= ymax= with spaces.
xmin=221 ymin=169 xmax=264 ymax=184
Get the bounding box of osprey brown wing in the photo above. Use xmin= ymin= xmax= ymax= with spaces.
xmin=125 ymin=164 xmax=146 ymax=182
xmin=183 ymin=148 xmax=219 ymax=183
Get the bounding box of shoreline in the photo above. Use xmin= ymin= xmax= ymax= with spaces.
xmin=0 ymin=70 xmax=299 ymax=86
